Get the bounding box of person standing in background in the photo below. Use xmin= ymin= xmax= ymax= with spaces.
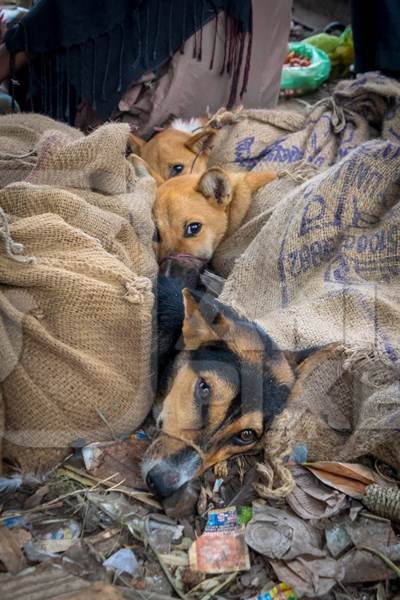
xmin=0 ymin=0 xmax=292 ymax=132
xmin=352 ymin=0 xmax=400 ymax=77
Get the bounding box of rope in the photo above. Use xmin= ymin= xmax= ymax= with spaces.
xmin=161 ymin=429 xmax=207 ymax=463
xmin=254 ymin=410 xmax=296 ymax=499
xmin=0 ymin=207 xmax=35 ymax=264
xmin=0 ymin=150 xmax=36 ymax=160
xmin=254 ymin=455 xmax=295 ymax=499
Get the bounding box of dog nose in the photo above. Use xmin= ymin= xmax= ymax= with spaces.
xmin=145 ymin=465 xmax=181 ymax=498
xmin=159 ymin=254 xmax=205 ymax=287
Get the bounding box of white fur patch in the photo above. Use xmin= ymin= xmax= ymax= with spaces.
xmin=170 ymin=118 xmax=203 ymax=134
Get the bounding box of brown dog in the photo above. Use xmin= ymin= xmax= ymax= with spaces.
xmin=129 ymin=118 xmax=216 ymax=185
xmin=153 ymin=166 xmax=277 ymax=263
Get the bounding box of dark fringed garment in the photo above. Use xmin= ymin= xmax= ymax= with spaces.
xmin=5 ymin=0 xmax=253 ymax=124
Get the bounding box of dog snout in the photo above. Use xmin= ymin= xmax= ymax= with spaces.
xmin=143 ymin=441 xmax=202 ymax=498
xmin=159 ymin=254 xmax=206 ymax=286
xmin=145 ymin=464 xmax=181 ymax=498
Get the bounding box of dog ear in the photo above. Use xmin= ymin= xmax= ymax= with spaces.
xmin=185 ymin=129 xmax=216 ymax=155
xmin=196 ymin=167 xmax=232 ymax=207
xmin=182 ymin=289 xmax=219 ymax=350
xmin=128 ymin=133 xmax=146 ymax=156
xmin=127 ymin=153 xmax=165 ymax=186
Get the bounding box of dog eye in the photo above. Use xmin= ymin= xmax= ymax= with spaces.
xmin=196 ymin=378 xmax=211 ymax=401
xmin=170 ymin=164 xmax=184 ymax=177
xmin=153 ymin=227 xmax=160 ymax=243
xmin=184 ymin=222 xmax=202 ymax=238
xmin=234 ymin=429 xmax=258 ymax=445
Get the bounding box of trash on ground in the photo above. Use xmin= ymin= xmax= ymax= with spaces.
xmin=335 ymin=513 xmax=400 ymax=583
xmin=325 ymin=524 xmax=353 ymax=558
xmin=245 ymin=504 xmax=325 ymax=560
xmin=31 ymin=519 xmax=81 ymax=555
xmin=269 ymin=555 xmax=345 ymax=598
xmin=248 ymin=582 xmax=297 ymax=600
xmin=103 ymin=547 xmax=139 ymax=577
xmin=189 ymin=506 xmax=250 ymax=573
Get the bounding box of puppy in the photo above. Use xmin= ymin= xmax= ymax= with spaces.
xmin=129 ymin=118 xmax=216 ymax=185
xmin=153 ymin=166 xmax=276 ymax=263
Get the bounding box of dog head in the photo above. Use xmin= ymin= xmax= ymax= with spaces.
xmin=142 ymin=289 xmax=296 ymax=498
xmin=129 ymin=118 xmax=216 ymax=184
xmin=153 ymin=167 xmax=276 ymax=263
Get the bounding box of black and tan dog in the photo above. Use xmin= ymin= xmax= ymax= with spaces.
xmin=143 ymin=276 xmax=314 ymax=498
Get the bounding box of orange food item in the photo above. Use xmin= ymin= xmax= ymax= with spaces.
xmin=285 ymin=51 xmax=311 ymax=68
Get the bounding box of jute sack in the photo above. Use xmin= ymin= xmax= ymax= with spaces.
xmin=210 ymin=73 xmax=400 ymax=276
xmin=219 ymin=137 xmax=400 ymax=489
xmin=0 ymin=112 xmax=82 ymax=188
xmin=0 ymin=118 xmax=158 ymax=470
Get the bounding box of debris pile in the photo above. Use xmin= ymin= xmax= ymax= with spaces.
xmin=1 ymin=439 xmax=399 ymax=599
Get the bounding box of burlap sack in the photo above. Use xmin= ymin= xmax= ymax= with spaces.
xmin=0 ymin=117 xmax=158 ymax=470
xmin=0 ymin=113 xmax=82 ymax=188
xmin=210 ymin=73 xmax=400 ymax=276
xmin=261 ymin=346 xmax=400 ymax=480
xmin=218 ymin=75 xmax=400 ymax=478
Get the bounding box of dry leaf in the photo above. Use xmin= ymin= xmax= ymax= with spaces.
xmin=304 ymin=461 xmax=380 ymax=498
xmin=340 ymin=548 xmax=398 ymax=583
xmin=287 ymin=465 xmax=350 ymax=519
xmin=270 ymin=555 xmax=345 ymax=597
xmin=82 ymin=437 xmax=148 ymax=489
xmin=23 ymin=484 xmax=50 ymax=509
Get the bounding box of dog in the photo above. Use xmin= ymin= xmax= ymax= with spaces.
xmin=128 ymin=118 xmax=216 ymax=185
xmin=153 ymin=166 xmax=277 ymax=264
xmin=143 ymin=277 xmax=318 ymax=498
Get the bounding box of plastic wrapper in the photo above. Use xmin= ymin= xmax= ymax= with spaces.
xmin=189 ymin=506 xmax=250 ymax=573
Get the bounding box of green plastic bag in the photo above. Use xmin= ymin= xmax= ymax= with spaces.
xmin=304 ymin=28 xmax=354 ymax=79
xmin=280 ymin=42 xmax=331 ymax=95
